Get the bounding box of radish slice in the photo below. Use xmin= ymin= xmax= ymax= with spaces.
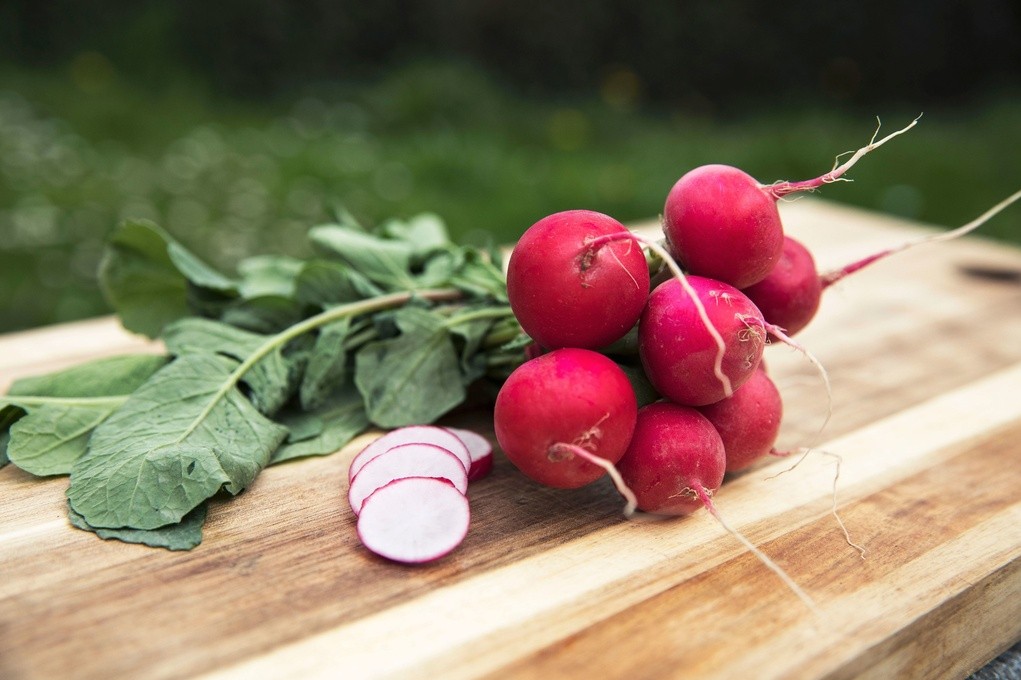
xmin=348 ymin=443 xmax=469 ymax=515
xmin=357 ymin=477 xmax=471 ymax=564
xmin=349 ymin=425 xmax=471 ymax=480
xmin=446 ymin=427 xmax=494 ymax=482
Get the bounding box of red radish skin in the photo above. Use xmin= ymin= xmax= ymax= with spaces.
xmin=348 ymin=443 xmax=469 ymax=514
xmin=663 ymin=164 xmax=785 ymax=289
xmin=356 ymin=477 xmax=470 ymax=564
xmin=446 ymin=427 xmax=494 ymax=482
xmin=506 ymin=210 xmax=650 ymax=350
xmin=493 ymin=348 xmax=638 ymax=489
xmin=662 ymin=119 xmax=919 ymax=289
xmin=616 ymin=402 xmax=726 ymax=516
xmin=699 ymin=368 xmax=783 ymax=473
xmin=349 ymin=425 xmax=470 ymax=480
xmin=742 ymin=236 xmax=822 ymax=337
xmin=639 ymin=276 xmax=766 ymax=406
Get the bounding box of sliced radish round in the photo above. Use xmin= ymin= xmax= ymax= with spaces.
xmin=446 ymin=427 xmax=494 ymax=482
xmin=348 ymin=443 xmax=469 ymax=515
xmin=357 ymin=477 xmax=471 ymax=564
xmin=349 ymin=425 xmax=471 ymax=480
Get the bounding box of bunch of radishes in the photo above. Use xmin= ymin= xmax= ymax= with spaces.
xmin=494 ymin=119 xmax=1020 ymax=521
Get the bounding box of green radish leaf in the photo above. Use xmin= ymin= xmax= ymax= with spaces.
xmin=294 ymin=260 xmax=376 ymax=308
xmin=309 ymin=225 xmax=417 ymax=290
xmin=1 ymin=354 xmax=169 ymax=476
xmin=220 ymin=294 xmax=307 ymax=334
xmin=67 ymin=353 xmax=289 ymax=530
xmin=449 ymin=248 xmax=509 ymax=302
xmin=299 ymin=317 xmax=353 ymax=411
xmin=271 ymin=389 xmax=369 ymax=464
xmin=447 ymin=310 xmax=501 ymax=384
xmin=354 ymin=307 xmax=464 ymax=427
xmin=237 ymin=255 xmax=305 ymax=299
xmin=99 ymin=219 xmax=237 ymax=337
xmin=162 ymin=318 xmax=302 ymax=417
xmin=379 ymin=213 xmax=451 ymax=257
xmin=68 ymin=500 xmax=207 ymax=551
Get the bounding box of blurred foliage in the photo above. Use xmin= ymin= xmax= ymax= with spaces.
xmin=1 ymin=60 xmax=1019 ymax=334
xmin=0 ymin=2 xmax=1019 ymax=333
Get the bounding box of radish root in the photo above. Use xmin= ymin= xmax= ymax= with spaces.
xmin=822 ymin=186 xmax=1021 ymax=287
xmin=766 ymin=115 xmax=921 ymax=198
xmin=548 ymin=442 xmax=638 ymax=517
xmin=693 ymin=483 xmax=821 ymax=616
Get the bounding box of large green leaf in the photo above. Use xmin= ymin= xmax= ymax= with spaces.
xmin=299 ymin=317 xmax=353 ymax=410
xmin=354 ymin=307 xmax=464 ymax=427
xmin=68 ymin=501 xmax=208 ymax=551
xmin=309 ymin=225 xmax=417 ymax=290
xmin=2 ymin=354 xmax=169 ymax=476
xmin=67 ymin=354 xmax=289 ymax=530
xmin=161 ymin=318 xmax=301 ymax=416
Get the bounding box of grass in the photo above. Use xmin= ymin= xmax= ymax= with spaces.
xmin=1 ymin=60 xmax=1019 ymax=333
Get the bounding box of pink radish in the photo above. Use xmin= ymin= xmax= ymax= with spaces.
xmin=356 ymin=477 xmax=470 ymax=564
xmin=617 ymin=401 xmax=817 ymax=610
xmin=348 ymin=442 xmax=469 ymax=515
xmin=506 ymin=210 xmax=650 ymax=350
xmin=616 ymin=402 xmax=726 ymax=516
xmin=699 ymin=368 xmax=783 ymax=473
xmin=494 ymin=348 xmax=638 ymax=491
xmin=446 ymin=427 xmax=494 ymax=482
xmin=662 ymin=119 xmax=918 ymax=289
xmin=639 ymin=276 xmax=767 ymax=406
xmin=350 ymin=425 xmax=470 ymax=480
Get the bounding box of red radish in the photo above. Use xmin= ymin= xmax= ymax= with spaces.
xmin=616 ymin=402 xmax=726 ymax=515
xmin=639 ymin=276 xmax=767 ymax=406
xmin=617 ymin=401 xmax=817 ymax=611
xmin=506 ymin=210 xmax=650 ymax=350
xmin=446 ymin=427 xmax=494 ymax=482
xmin=356 ymin=477 xmax=470 ymax=564
xmin=348 ymin=443 xmax=469 ymax=515
xmin=699 ymin=368 xmax=783 ymax=473
xmin=493 ymin=348 xmax=638 ymax=490
xmin=742 ymin=236 xmax=822 ymax=337
xmin=662 ymin=119 xmax=919 ymax=289
xmin=350 ymin=425 xmax=470 ymax=480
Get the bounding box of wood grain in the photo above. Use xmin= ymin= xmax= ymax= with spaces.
xmin=2 ymin=198 xmax=1020 ymax=680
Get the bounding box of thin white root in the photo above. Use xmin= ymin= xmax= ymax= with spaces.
xmin=694 ymin=485 xmax=821 ymax=616
xmin=766 ymin=115 xmax=922 ymax=198
xmin=551 ymin=443 xmax=638 ymax=517
xmin=639 ymin=237 xmax=733 ymax=398
xmin=766 ymin=323 xmax=833 ymax=457
xmin=819 ymin=450 xmax=867 ymax=560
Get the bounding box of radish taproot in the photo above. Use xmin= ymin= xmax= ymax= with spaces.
xmin=744 ymin=188 xmax=1021 ymax=336
xmin=493 ymin=348 xmax=638 ymax=493
xmin=662 ymin=119 xmax=919 ymax=289
xmin=356 ymin=477 xmax=470 ymax=564
xmin=348 ymin=442 xmax=469 ymax=514
xmin=639 ymin=276 xmax=767 ymax=406
xmin=506 ymin=210 xmax=650 ymax=350
xmin=349 ymin=425 xmax=470 ymax=480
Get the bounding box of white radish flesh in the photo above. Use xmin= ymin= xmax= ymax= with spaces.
xmin=356 ymin=477 xmax=471 ymax=564
xmin=349 ymin=425 xmax=471 ymax=479
xmin=446 ymin=427 xmax=494 ymax=481
xmin=348 ymin=442 xmax=469 ymax=515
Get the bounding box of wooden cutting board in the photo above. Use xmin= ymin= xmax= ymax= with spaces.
xmin=2 ymin=198 xmax=1020 ymax=680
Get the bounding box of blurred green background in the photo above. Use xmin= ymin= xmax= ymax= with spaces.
xmin=1 ymin=1 xmax=1019 ymax=332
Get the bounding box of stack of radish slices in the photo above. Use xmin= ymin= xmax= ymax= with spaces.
xmin=348 ymin=425 xmax=493 ymax=564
